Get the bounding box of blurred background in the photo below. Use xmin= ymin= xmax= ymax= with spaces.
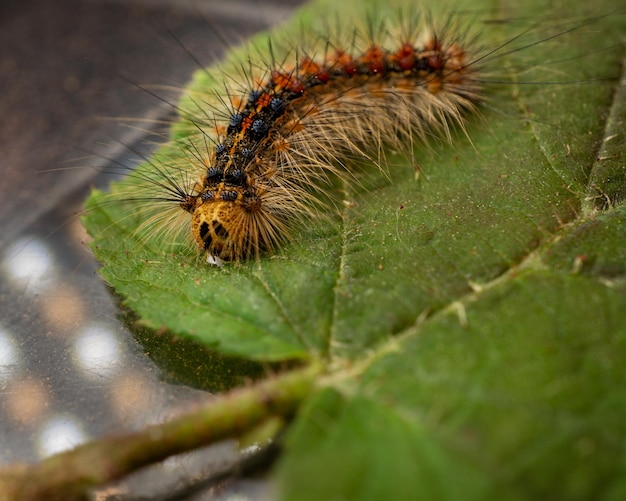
xmin=0 ymin=0 xmax=305 ymax=498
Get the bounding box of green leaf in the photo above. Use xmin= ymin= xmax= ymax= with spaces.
xmin=278 ymin=258 xmax=626 ymax=499
xmin=278 ymin=388 xmax=491 ymax=501
xmin=83 ymin=0 xmax=626 ymax=497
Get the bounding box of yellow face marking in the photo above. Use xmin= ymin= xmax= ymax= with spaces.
xmin=190 ymin=184 xmax=253 ymax=260
xmin=191 ymin=201 xmax=235 ymax=257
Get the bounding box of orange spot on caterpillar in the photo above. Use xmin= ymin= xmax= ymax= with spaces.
xmin=300 ymin=57 xmax=330 ymax=83
xmin=361 ymin=45 xmax=386 ymax=74
xmin=333 ymin=50 xmax=357 ymax=75
xmin=271 ymin=70 xmax=305 ymax=94
xmin=391 ymin=42 xmax=416 ymax=71
xmin=256 ymin=93 xmax=272 ymax=109
xmin=241 ymin=115 xmax=254 ymax=132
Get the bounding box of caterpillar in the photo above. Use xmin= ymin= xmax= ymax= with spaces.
xmin=99 ymin=0 xmax=623 ymax=267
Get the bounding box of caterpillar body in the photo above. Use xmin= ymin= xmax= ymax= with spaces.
xmin=189 ymin=18 xmax=477 ymax=264
xmin=101 ymin=1 xmax=623 ymax=267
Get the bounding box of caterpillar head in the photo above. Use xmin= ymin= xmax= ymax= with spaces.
xmin=188 ymin=186 xmax=286 ymax=264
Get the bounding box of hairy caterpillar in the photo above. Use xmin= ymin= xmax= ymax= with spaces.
xmin=96 ymin=0 xmax=623 ymax=267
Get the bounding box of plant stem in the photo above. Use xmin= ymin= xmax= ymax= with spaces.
xmin=0 ymin=363 xmax=319 ymax=501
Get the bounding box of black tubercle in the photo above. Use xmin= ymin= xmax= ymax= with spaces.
xmin=250 ymin=119 xmax=268 ymax=140
xmin=220 ymin=190 xmax=238 ymax=202
xmin=270 ymin=97 xmax=285 ymax=112
xmin=205 ymin=165 xmax=224 ymax=189
xmin=227 ymin=112 xmax=245 ymax=133
xmin=240 ymin=147 xmax=254 ymax=161
xmin=225 ymin=168 xmax=246 ymax=186
xmin=248 ymin=89 xmax=262 ymax=104
xmin=206 ymin=166 xmax=222 ymax=183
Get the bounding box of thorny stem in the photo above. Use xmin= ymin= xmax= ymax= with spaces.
xmin=0 ymin=364 xmax=320 ymax=501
